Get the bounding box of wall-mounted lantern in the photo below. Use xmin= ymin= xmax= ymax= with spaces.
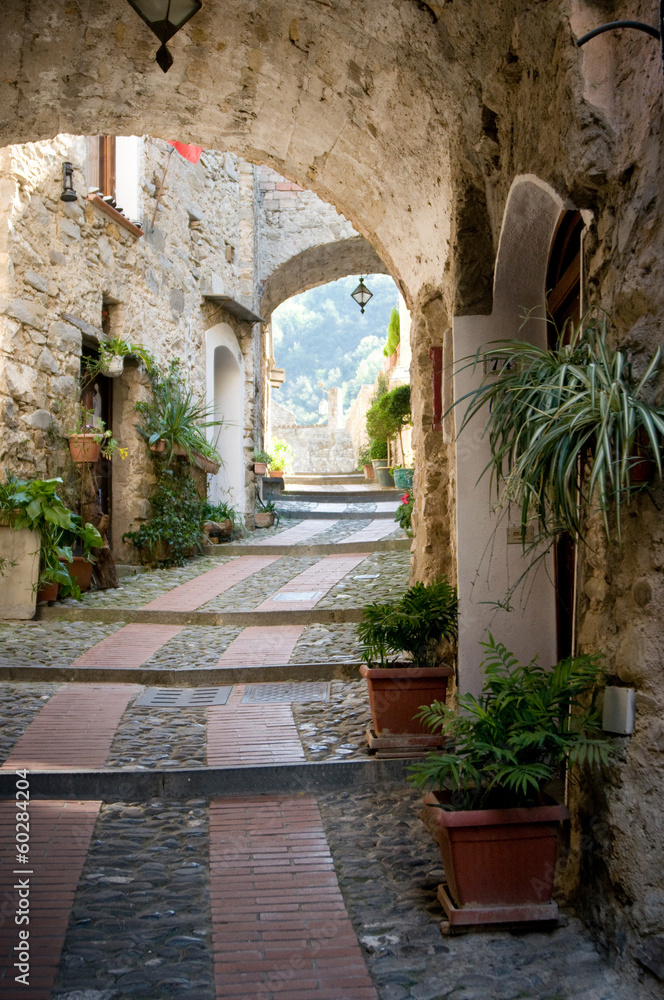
xmin=126 ymin=0 xmax=203 ymax=72
xmin=60 ymin=162 xmax=77 ymax=202
xmin=351 ymin=276 xmax=373 ymax=314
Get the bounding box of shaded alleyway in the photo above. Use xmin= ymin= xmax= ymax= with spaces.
xmin=0 ymin=479 xmax=636 ymax=998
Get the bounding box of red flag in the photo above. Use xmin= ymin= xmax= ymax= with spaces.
xmin=168 ymin=141 xmax=203 ymax=164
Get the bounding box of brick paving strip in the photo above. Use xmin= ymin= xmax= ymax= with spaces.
xmin=67 ymin=555 xmax=280 ymax=669
xmin=207 ymin=685 xmax=306 ymax=767
xmin=209 ymin=795 xmax=378 ymax=999
xmin=0 ymin=799 xmax=101 ymax=999
xmin=257 ymin=520 xmax=339 ymax=546
xmin=216 ymin=625 xmax=304 ymax=666
xmin=257 ymin=554 xmax=368 ymax=611
xmin=345 ymin=520 xmax=402 ymax=542
xmin=0 ymin=684 xmax=139 ymax=771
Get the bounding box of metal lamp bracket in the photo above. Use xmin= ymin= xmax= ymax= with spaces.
xmin=576 ymin=3 xmax=664 ymax=87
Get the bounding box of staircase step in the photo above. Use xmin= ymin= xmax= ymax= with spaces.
xmin=281 ymin=490 xmax=400 ymax=503
xmin=277 ymin=507 xmax=396 ymax=519
xmin=285 ymin=473 xmax=366 ymax=486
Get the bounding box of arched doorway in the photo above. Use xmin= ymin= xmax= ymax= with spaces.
xmin=206 ymin=324 xmax=245 ymax=514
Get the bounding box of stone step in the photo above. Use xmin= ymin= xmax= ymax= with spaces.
xmin=203 ymin=537 xmax=410 ymax=555
xmin=285 ymin=473 xmax=366 ymax=485
xmin=35 ymin=606 xmax=366 ymax=626
xmin=277 ymin=507 xmax=396 ymax=519
xmin=0 ymin=757 xmax=416 ymax=800
xmin=0 ymin=660 xmax=363 ymax=685
xmin=281 ymin=490 xmax=400 ymax=503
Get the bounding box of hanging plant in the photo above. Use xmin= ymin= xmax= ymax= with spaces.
xmin=453 ymin=316 xmax=664 ymax=545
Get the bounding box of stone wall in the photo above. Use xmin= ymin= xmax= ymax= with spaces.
xmin=269 ymin=398 xmax=355 ymax=474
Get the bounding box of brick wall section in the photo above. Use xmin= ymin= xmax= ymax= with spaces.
xmin=209 ymin=796 xmax=378 ymax=1000
xmin=0 ymin=799 xmax=101 ymax=999
xmin=0 ymin=684 xmax=140 ymax=770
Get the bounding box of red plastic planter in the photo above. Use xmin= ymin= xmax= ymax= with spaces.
xmin=359 ymin=663 xmax=452 ymax=736
xmin=424 ymin=791 xmax=569 ymax=909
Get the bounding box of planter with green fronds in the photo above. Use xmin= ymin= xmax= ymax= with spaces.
xmin=357 ymin=578 xmax=457 ymax=736
xmin=411 ymin=636 xmax=612 ymax=926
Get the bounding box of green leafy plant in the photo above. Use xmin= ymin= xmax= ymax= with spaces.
xmin=269 ymin=438 xmax=293 ymax=473
xmin=384 ymin=306 xmax=400 ymax=358
xmin=366 ymin=384 xmax=412 ymax=456
xmin=253 ymin=449 xmax=272 ymax=465
xmin=357 ymin=445 xmax=372 ymax=471
xmin=83 ymin=338 xmax=155 ymax=382
xmin=256 ymin=494 xmax=277 ymax=514
xmin=68 ymin=407 xmax=127 ymax=460
xmin=394 ymin=491 xmax=414 ymax=536
xmin=410 ymin=635 xmax=612 ymax=809
xmin=358 ymin=577 xmax=458 ymax=670
xmin=200 ymin=499 xmax=237 ymax=526
xmin=369 ymin=439 xmax=387 ymax=461
xmin=453 ymin=316 xmax=664 ymax=545
xmin=135 ymin=359 xmax=224 ymax=466
xmin=123 ymin=467 xmax=205 ymax=566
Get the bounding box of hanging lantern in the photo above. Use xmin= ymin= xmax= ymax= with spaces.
xmin=60 ymin=162 xmax=77 ymax=202
xmin=351 ymin=276 xmax=373 ymax=314
xmin=125 ymin=0 xmax=203 ymax=72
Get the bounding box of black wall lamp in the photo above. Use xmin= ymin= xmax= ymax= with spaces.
xmin=577 ymin=3 xmax=663 ymax=84
xmin=351 ymin=276 xmax=373 ymax=314
xmin=60 ymin=162 xmax=77 ymax=202
xmin=126 ymin=0 xmax=203 ymax=72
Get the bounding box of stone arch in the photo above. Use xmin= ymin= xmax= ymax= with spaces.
xmin=260 ymin=235 xmax=389 ymax=318
xmin=452 ymin=175 xmax=572 ymax=695
xmin=205 ymin=323 xmax=245 ymax=513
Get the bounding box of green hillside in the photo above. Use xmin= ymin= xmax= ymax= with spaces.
xmin=271 ymin=274 xmax=399 ymax=424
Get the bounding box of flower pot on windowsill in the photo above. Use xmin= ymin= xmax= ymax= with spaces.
xmin=422 ymin=790 xmax=569 ymax=927
xmin=254 ymin=462 xmax=267 ymax=476
xmin=69 ymin=434 xmax=101 ymax=463
xmin=254 ymin=511 xmax=275 ymax=528
xmin=359 ymin=662 xmax=453 ymax=736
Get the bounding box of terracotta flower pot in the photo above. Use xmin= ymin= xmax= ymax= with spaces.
xmin=423 ymin=791 xmax=569 ymax=912
xmin=254 ymin=511 xmax=275 ymax=528
xmin=62 ymin=556 xmax=94 ymax=592
xmin=192 ymin=451 xmax=221 ymax=475
xmin=150 ymin=439 xmax=167 ymax=454
xmin=68 ymin=434 xmax=101 ymax=463
xmin=268 ymin=469 xmax=284 ymax=478
xmin=254 ymin=462 xmax=267 ymax=475
xmin=363 ymin=464 xmax=375 ymax=479
xmin=359 ymin=662 xmax=453 ymax=736
xmin=36 ymin=581 xmax=59 ymax=603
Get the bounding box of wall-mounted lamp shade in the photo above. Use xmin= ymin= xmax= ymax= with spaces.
xmin=351 ymin=277 xmax=373 ymax=314
xmin=126 ymin=0 xmax=203 ymax=72
xmin=60 ymin=162 xmax=77 ymax=202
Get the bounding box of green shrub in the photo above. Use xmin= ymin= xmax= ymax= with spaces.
xmin=269 ymin=439 xmax=294 ymax=473
xmin=369 ymin=439 xmax=387 ymax=461
xmin=410 ymin=636 xmax=613 ymax=809
xmin=123 ymin=467 xmax=205 ymax=566
xmin=358 ymin=577 xmax=458 ymax=670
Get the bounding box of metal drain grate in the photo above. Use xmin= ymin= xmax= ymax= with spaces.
xmin=135 ymin=686 xmax=233 ymax=708
xmin=241 ymin=682 xmax=330 ymax=704
xmin=271 ymin=591 xmax=324 ymax=602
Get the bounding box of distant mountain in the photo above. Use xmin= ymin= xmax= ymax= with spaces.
xmin=271 ymin=274 xmax=399 ymax=424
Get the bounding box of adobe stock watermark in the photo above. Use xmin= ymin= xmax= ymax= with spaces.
xmin=13 ymin=769 xmax=32 ymax=986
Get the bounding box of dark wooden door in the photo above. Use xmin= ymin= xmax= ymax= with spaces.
xmin=80 ymin=348 xmax=113 ymax=540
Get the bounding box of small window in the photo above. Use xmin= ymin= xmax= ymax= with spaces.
xmin=88 ymin=136 xmax=116 ymax=199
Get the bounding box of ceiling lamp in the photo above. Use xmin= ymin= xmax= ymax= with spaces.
xmin=351 ymin=276 xmax=373 ymax=314
xmin=126 ymin=0 xmax=203 ymax=73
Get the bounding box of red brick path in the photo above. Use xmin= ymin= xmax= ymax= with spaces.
xmin=0 ymin=684 xmax=139 ymax=771
xmin=0 ymin=799 xmax=101 ymax=999
xmin=207 ymin=687 xmax=305 ymax=767
xmin=144 ymin=555 xmax=279 ymax=611
xmin=71 ymin=623 xmax=184 ymax=668
xmin=209 ymin=796 xmax=378 ymax=999
xmin=216 ymin=625 xmax=304 ymax=667
xmin=257 ymin=554 xmax=367 ymax=611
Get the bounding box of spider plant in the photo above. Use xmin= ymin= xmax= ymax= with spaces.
xmin=409 ymin=635 xmax=612 ymax=809
xmin=453 ymin=316 xmax=664 ymax=544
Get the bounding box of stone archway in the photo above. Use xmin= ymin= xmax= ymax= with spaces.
xmin=206 ymin=323 xmax=245 ymax=513
xmin=452 ymin=175 xmax=569 ymax=695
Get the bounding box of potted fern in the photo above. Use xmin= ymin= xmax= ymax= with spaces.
xmin=357 ymin=578 xmax=456 ymax=738
xmin=411 ymin=636 xmax=612 ymax=928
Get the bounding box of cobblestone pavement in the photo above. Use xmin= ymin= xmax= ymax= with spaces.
xmin=317 ymin=550 xmax=410 ymax=607
xmin=0 ymin=681 xmax=57 ymax=762
xmin=293 ymin=680 xmax=371 ymax=761
xmin=0 ymin=620 xmax=126 ymax=666
xmin=106 ymin=708 xmax=209 ymax=769
xmin=199 ymin=554 xmax=319 ymax=610
xmin=44 ymin=792 xmax=634 ymax=1000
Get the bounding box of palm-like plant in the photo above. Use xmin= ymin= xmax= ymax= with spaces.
xmin=454 ymin=317 xmax=664 ymax=544
xmin=410 ymin=635 xmax=612 ymax=809
xmin=358 ymin=577 xmax=458 ymax=669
